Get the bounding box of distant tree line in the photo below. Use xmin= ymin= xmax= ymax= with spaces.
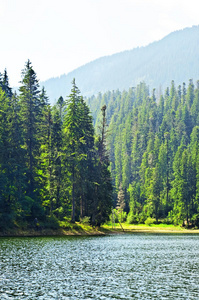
xmin=0 ymin=61 xmax=112 ymax=229
xmin=88 ymin=79 xmax=199 ymax=226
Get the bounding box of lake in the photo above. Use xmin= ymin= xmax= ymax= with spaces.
xmin=0 ymin=234 xmax=199 ymax=299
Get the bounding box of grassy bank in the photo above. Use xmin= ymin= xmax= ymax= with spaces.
xmin=1 ymin=221 xmax=199 ymax=237
xmin=102 ymin=222 xmax=199 ymax=233
xmin=0 ymin=222 xmax=108 ymax=237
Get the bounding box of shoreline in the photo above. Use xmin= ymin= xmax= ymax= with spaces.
xmin=1 ymin=224 xmax=199 ymax=237
xmin=0 ymin=227 xmax=107 ymax=237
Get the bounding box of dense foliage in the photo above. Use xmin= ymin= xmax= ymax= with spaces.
xmin=88 ymin=79 xmax=199 ymax=226
xmin=2 ymin=59 xmax=199 ymax=229
xmin=0 ymin=62 xmax=112 ymax=229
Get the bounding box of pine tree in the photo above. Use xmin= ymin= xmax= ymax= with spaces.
xmin=91 ymin=105 xmax=112 ymax=226
xmin=1 ymin=69 xmax=12 ymax=99
xmin=186 ymin=79 xmax=194 ymax=110
xmin=64 ymin=79 xmax=94 ymax=221
xmin=148 ymin=163 xmax=163 ymax=222
xmin=0 ymin=87 xmax=13 ymax=226
xmin=39 ymin=88 xmax=54 ymax=215
xmin=51 ymin=104 xmax=65 ymax=217
xmin=78 ymin=97 xmax=95 ymax=218
xmin=19 ymin=60 xmax=44 ymax=218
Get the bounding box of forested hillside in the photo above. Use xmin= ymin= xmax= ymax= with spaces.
xmin=41 ymin=25 xmax=199 ymax=102
xmin=0 ymin=62 xmax=112 ymax=229
xmin=88 ymin=79 xmax=199 ymax=226
xmin=2 ymin=60 xmax=199 ymax=229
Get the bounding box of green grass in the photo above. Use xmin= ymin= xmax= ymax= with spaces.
xmin=2 ymin=219 xmax=199 ymax=237
xmin=102 ymin=222 xmax=194 ymax=232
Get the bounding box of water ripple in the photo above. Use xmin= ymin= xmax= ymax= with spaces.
xmin=0 ymin=234 xmax=199 ymax=299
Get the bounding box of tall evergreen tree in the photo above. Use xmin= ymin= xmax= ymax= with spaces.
xmin=1 ymin=69 xmax=12 ymax=99
xmin=63 ymin=79 xmax=82 ymax=221
xmin=19 ymin=60 xmax=44 ymax=218
xmin=91 ymin=105 xmax=112 ymax=225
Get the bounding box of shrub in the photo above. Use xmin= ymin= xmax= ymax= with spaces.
xmin=127 ymin=212 xmax=138 ymax=224
xmin=44 ymin=215 xmax=59 ymax=229
xmin=80 ymin=216 xmax=90 ymax=225
xmin=145 ymin=217 xmax=155 ymax=226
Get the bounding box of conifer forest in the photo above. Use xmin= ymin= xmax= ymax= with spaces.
xmin=1 ymin=60 xmax=199 ymax=229
xmin=88 ymin=79 xmax=199 ymax=227
xmin=0 ymin=61 xmax=112 ymax=229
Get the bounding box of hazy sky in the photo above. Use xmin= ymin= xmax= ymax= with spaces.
xmin=1 ymin=0 xmax=199 ymax=86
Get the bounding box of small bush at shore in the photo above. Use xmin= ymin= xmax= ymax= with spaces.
xmin=144 ymin=217 xmax=155 ymax=226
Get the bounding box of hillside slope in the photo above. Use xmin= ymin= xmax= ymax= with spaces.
xmin=41 ymin=25 xmax=199 ymax=103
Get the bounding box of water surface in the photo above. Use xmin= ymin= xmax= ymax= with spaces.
xmin=0 ymin=234 xmax=199 ymax=299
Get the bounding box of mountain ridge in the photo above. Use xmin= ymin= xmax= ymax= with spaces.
xmin=41 ymin=25 xmax=199 ymax=103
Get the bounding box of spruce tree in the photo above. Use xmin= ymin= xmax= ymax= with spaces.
xmin=19 ymin=60 xmax=44 ymax=218
xmin=51 ymin=104 xmax=65 ymax=217
xmin=1 ymin=69 xmax=12 ymax=99
xmin=91 ymin=105 xmax=112 ymax=226
xmin=64 ymin=79 xmax=80 ymax=221
xmin=0 ymin=87 xmax=13 ymax=226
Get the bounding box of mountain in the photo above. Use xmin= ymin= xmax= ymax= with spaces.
xmin=41 ymin=25 xmax=199 ymax=103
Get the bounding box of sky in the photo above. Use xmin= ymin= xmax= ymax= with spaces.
xmin=0 ymin=0 xmax=199 ymax=87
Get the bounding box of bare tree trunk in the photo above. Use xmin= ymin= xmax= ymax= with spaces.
xmin=71 ymin=163 xmax=75 ymax=222
xmin=92 ymin=185 xmax=97 ymax=225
